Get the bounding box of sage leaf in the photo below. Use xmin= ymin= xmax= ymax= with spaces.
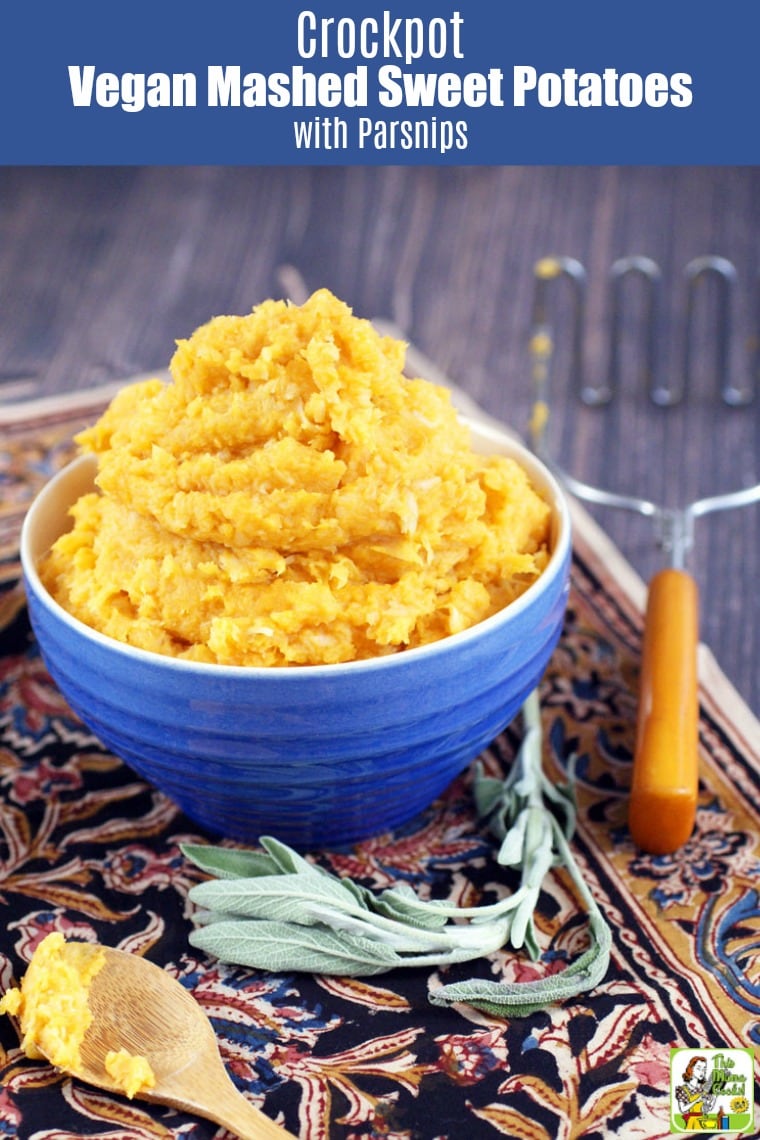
xmin=180 ymin=843 xmax=279 ymax=880
xmin=506 ymin=890 xmax=541 ymax=954
xmin=371 ymin=885 xmax=472 ymax=928
xmin=430 ymin=899 xmax=612 ymax=1016
xmin=259 ymin=835 xmax=328 ymax=877
xmin=190 ymin=919 xmax=399 ymax=975
xmin=301 ymin=903 xmax=507 ymax=955
xmin=189 ymin=872 xmax=358 ymax=924
xmin=471 ymin=769 xmax=505 ymax=819
xmin=335 ymin=878 xmax=453 ymax=931
xmin=373 ymin=883 xmax=529 ymax=925
xmin=189 ymin=918 xmax=499 ymax=976
xmin=191 ymin=874 xmax=511 ymax=954
xmin=495 ymin=809 xmax=529 ymax=866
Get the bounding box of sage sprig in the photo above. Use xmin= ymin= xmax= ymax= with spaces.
xmin=185 ymin=836 xmax=522 ymax=972
xmin=181 ymin=689 xmax=611 ymax=1015
xmin=431 ymin=690 xmax=611 ymax=1014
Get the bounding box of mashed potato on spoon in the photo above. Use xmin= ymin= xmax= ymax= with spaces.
xmin=40 ymin=289 xmax=550 ymax=666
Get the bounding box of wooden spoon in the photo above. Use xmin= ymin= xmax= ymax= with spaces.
xmin=43 ymin=946 xmax=294 ymax=1139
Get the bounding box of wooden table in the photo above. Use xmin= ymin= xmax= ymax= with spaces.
xmin=1 ymin=165 xmax=758 ymax=713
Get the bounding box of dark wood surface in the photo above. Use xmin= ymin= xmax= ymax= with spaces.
xmin=1 ymin=165 xmax=758 ymax=714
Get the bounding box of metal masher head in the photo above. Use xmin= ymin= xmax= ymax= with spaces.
xmin=527 ymin=253 xmax=759 ymax=854
xmin=528 ymin=254 xmax=760 ymax=570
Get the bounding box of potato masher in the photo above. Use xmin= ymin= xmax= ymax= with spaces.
xmin=528 ymin=254 xmax=760 ymax=855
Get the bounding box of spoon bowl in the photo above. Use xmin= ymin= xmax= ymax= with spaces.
xmin=43 ymin=945 xmax=293 ymax=1139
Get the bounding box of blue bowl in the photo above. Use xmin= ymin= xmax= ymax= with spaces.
xmin=20 ymin=420 xmax=571 ymax=850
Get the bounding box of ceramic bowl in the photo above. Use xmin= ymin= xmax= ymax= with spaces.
xmin=20 ymin=420 xmax=571 ymax=850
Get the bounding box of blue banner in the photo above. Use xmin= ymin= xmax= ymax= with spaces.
xmin=2 ymin=1 xmax=757 ymax=165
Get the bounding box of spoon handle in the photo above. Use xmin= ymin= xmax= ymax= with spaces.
xmin=206 ymin=1085 xmax=293 ymax=1140
xmin=170 ymin=1061 xmax=294 ymax=1140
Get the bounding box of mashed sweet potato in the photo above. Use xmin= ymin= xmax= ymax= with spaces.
xmin=0 ymin=932 xmax=155 ymax=1100
xmin=40 ymin=289 xmax=551 ymax=666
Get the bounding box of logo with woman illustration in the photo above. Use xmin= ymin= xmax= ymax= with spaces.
xmin=670 ymin=1047 xmax=754 ymax=1133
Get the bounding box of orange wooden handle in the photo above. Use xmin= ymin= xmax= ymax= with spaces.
xmin=628 ymin=567 xmax=699 ymax=854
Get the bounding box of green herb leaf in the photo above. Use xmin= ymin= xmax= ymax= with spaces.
xmin=191 ymin=871 xmax=511 ymax=955
xmin=189 ymin=918 xmax=402 ymax=975
xmin=430 ymin=890 xmax=612 ymax=1016
xmin=188 ymin=918 xmax=502 ymax=976
xmin=189 ymin=872 xmax=357 ymax=924
xmin=180 ymin=843 xmax=280 ymax=880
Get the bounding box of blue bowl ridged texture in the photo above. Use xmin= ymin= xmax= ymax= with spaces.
xmin=23 ymin=540 xmax=570 ymax=849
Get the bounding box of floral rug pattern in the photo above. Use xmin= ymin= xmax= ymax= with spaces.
xmin=0 ymin=389 xmax=758 ymax=1139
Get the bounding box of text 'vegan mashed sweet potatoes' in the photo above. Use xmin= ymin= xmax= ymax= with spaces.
xmin=40 ymin=289 xmax=551 ymax=666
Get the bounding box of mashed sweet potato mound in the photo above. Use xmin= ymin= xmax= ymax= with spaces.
xmin=40 ymin=289 xmax=551 ymax=666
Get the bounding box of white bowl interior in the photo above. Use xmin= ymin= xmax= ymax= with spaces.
xmin=24 ymin=451 xmax=98 ymax=563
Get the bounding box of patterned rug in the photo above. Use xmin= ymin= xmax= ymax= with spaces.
xmin=1 ymin=384 xmax=759 ymax=1140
